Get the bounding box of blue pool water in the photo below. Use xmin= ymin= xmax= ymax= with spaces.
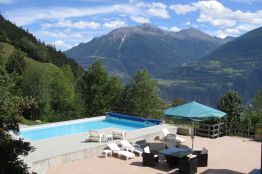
xmin=20 ymin=118 xmax=153 ymax=141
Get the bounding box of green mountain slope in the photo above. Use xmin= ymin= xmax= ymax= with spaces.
xmin=0 ymin=15 xmax=84 ymax=78
xmin=0 ymin=15 xmax=85 ymax=121
xmin=158 ymin=27 xmax=262 ymax=105
xmin=65 ymin=24 xmax=231 ymax=79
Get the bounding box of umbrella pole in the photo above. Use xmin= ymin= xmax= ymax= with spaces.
xmin=191 ymin=121 xmax=195 ymax=150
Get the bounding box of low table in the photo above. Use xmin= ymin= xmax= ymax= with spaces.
xmin=160 ymin=147 xmax=191 ymax=158
xmin=102 ymin=149 xmax=112 ymax=158
xmin=160 ymin=147 xmax=191 ymax=168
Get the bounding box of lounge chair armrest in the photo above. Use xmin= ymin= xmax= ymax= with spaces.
xmin=130 ymin=142 xmax=140 ymax=148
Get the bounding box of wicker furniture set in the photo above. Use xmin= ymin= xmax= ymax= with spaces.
xmin=142 ymin=142 xmax=208 ymax=174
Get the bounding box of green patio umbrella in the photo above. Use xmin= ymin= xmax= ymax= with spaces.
xmin=164 ymin=101 xmax=227 ymax=149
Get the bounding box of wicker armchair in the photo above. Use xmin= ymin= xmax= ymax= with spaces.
xmin=192 ymin=148 xmax=208 ymax=167
xmin=142 ymin=146 xmax=159 ymax=166
xmin=179 ymin=155 xmax=198 ymax=174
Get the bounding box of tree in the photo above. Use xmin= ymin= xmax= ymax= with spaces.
xmin=19 ymin=96 xmax=39 ymax=121
xmin=252 ymin=89 xmax=262 ymax=120
xmin=48 ymin=65 xmax=81 ymax=121
xmin=247 ymin=89 xmax=262 ymax=127
xmin=0 ymin=43 xmax=3 ymax=53
xmin=19 ymin=64 xmax=82 ymax=121
xmin=0 ymin=30 xmax=8 ymax=42
xmin=0 ymin=43 xmax=4 ymax=61
xmin=217 ymin=91 xmax=243 ymax=132
xmin=80 ymin=60 xmax=122 ymax=116
xmin=124 ymin=69 xmax=162 ymax=118
xmin=6 ymin=50 xmax=26 ymax=75
xmin=0 ymin=66 xmax=34 ymax=173
xmin=20 ymin=66 xmax=52 ymax=119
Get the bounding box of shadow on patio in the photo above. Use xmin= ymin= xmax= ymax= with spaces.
xmin=129 ymin=161 xmax=180 ymax=173
xmin=200 ymin=169 xmax=244 ymax=174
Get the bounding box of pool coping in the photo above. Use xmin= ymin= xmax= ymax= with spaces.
xmin=20 ymin=116 xmax=106 ymax=132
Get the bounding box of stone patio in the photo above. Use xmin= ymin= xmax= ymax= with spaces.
xmin=46 ymin=136 xmax=261 ymax=174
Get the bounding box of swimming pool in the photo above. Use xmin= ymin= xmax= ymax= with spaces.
xmin=20 ymin=116 xmax=156 ymax=141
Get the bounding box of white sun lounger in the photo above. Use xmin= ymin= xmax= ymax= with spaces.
xmin=118 ymin=150 xmax=135 ymax=160
xmin=120 ymin=140 xmax=142 ymax=157
xmin=107 ymin=142 xmax=135 ymax=160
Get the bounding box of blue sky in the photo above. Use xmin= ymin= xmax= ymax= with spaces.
xmin=1 ymin=0 xmax=262 ymax=50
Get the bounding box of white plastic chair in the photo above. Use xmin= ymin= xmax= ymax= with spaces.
xmin=89 ymin=130 xmax=106 ymax=142
xmin=162 ymin=128 xmax=186 ymax=143
xmin=112 ymin=130 xmax=126 ymax=140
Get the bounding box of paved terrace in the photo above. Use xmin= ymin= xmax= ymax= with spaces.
xmin=47 ymin=136 xmax=261 ymax=174
xmin=20 ymin=117 xmax=174 ymax=174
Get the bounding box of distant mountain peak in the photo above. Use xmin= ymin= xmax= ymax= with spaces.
xmin=182 ymin=27 xmax=199 ymax=32
xmin=174 ymin=27 xmax=214 ymax=40
xmin=137 ymin=23 xmax=164 ymax=33
xmin=105 ymin=23 xmax=167 ymax=42
xmin=138 ymin=23 xmax=155 ymax=29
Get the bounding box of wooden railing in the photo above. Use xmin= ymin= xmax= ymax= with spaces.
xmin=196 ymin=122 xmax=225 ymax=139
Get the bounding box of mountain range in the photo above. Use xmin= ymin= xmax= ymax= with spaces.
xmin=65 ymin=24 xmax=233 ymax=79
xmin=65 ymin=24 xmax=262 ymax=105
xmin=158 ymin=26 xmax=262 ymax=105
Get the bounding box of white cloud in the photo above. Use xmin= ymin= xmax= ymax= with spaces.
xmin=183 ymin=21 xmax=191 ymax=25
xmin=42 ymin=19 xmax=101 ymax=30
xmin=225 ymin=28 xmax=241 ymax=35
xmin=215 ymin=28 xmax=241 ymax=38
xmin=160 ymin=26 xmax=169 ymax=30
xmin=136 ymin=2 xmax=170 ymax=19
xmin=148 ymin=2 xmax=167 ymax=9
xmin=4 ymin=4 xmax=140 ymax=25
xmin=169 ymin=26 xmax=180 ymax=32
xmin=39 ymin=30 xmax=67 ymax=38
xmin=0 ymin=0 xmax=12 ymax=4
xmin=136 ymin=2 xmax=166 ymax=8
xmin=160 ymin=26 xmax=181 ymax=32
xmin=193 ymin=0 xmax=262 ymax=28
xmin=130 ymin=16 xmax=150 ymax=24
xmin=147 ymin=8 xmax=170 ymax=18
xmin=170 ymin=4 xmax=198 ymax=15
xmin=49 ymin=40 xmax=72 ymax=50
xmin=228 ymin=0 xmax=262 ymax=4
xmin=215 ymin=23 xmax=258 ymax=38
xmin=215 ymin=31 xmax=228 ymax=39
xmin=35 ymin=24 xmax=107 ymax=51
xmin=103 ymin=20 xmax=127 ymax=29
xmin=236 ymin=24 xmax=257 ymax=31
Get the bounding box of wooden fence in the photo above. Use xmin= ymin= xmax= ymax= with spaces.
xmin=196 ymin=122 xmax=225 ymax=139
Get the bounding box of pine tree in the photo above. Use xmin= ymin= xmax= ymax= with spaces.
xmin=217 ymin=91 xmax=243 ymax=133
xmin=124 ymin=69 xmax=162 ymax=118
xmin=80 ymin=60 xmax=122 ymax=116
xmin=248 ymin=89 xmax=262 ymax=127
xmin=6 ymin=50 xmax=26 ymax=75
